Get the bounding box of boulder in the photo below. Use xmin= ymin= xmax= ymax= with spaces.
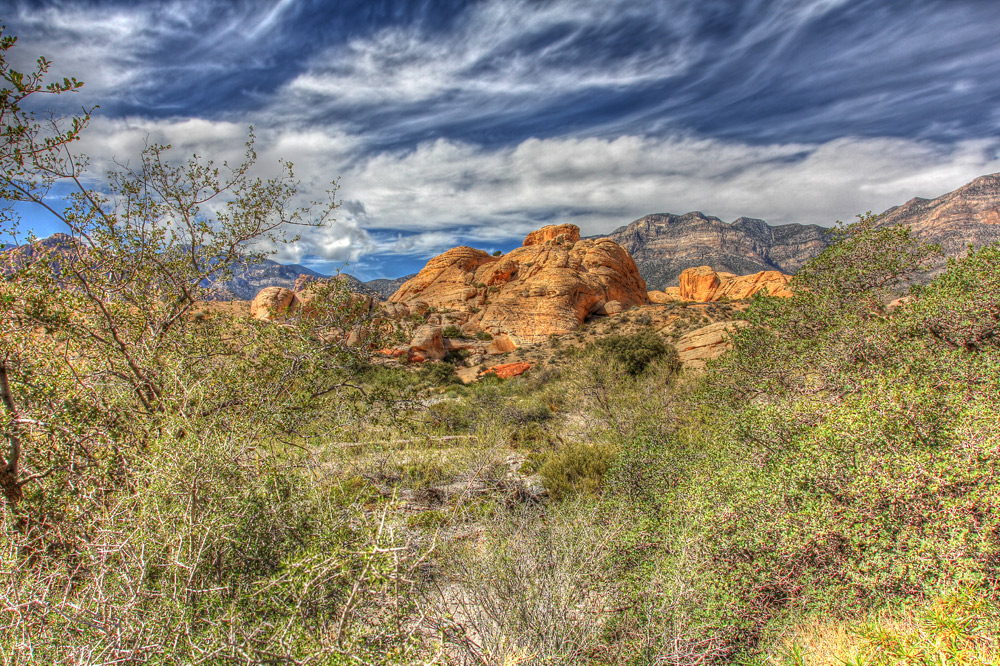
xmin=676 ymin=321 xmax=747 ymax=369
xmin=251 ymin=287 xmax=296 ymax=320
xmin=599 ymin=300 xmax=625 ymax=315
xmin=410 ymin=325 xmax=446 ymax=361
xmin=481 ymin=362 xmax=532 ymax=379
xmin=486 ymin=333 xmax=517 ymax=354
xmin=388 ymin=224 xmax=648 ymax=344
xmin=648 ymin=288 xmax=684 ymax=304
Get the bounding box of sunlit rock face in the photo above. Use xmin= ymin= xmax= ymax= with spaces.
xmin=677 ymin=266 xmax=792 ymax=302
xmin=388 ymin=224 xmax=649 ymax=344
xmin=876 ymin=172 xmax=1000 ymax=258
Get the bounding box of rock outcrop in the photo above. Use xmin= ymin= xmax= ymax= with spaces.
xmin=677 ymin=266 xmax=792 ymax=302
xmin=409 ymin=325 xmax=446 ymax=361
xmin=251 ymin=275 xmax=375 ymax=322
xmin=387 ymin=224 xmax=648 ymax=344
xmin=605 ymin=213 xmax=829 ymax=290
xmin=876 ymin=172 xmax=1000 ymax=258
xmin=677 ymin=321 xmax=747 ymax=369
xmin=481 ymin=362 xmax=532 ymax=379
xmin=250 ymin=286 xmax=297 ymax=320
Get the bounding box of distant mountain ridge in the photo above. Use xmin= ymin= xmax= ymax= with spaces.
xmin=1 ymin=234 xmax=413 ymax=301
xmin=604 ymin=213 xmax=829 ymax=291
xmin=876 ymin=172 xmax=1000 ymax=257
xmin=603 ymin=172 xmax=1000 ymax=290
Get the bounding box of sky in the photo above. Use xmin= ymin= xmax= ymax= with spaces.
xmin=4 ymin=0 xmax=1000 ymax=279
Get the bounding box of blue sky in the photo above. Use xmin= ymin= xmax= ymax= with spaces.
xmin=5 ymin=0 xmax=1000 ymax=279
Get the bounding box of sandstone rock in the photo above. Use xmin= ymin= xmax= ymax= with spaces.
xmin=599 ymin=300 xmax=624 ymax=315
xmin=486 ymin=333 xmax=517 ymax=354
xmin=677 ymin=321 xmax=747 ymax=369
xmin=390 ymin=247 xmax=498 ymax=307
xmin=523 ymin=224 xmax=581 ymax=247
xmin=410 ymin=325 xmax=446 ymax=361
xmin=676 ymin=266 xmax=792 ymax=302
xmin=481 ymin=362 xmax=532 ymax=379
xmin=679 ymin=266 xmax=724 ymax=302
xmin=251 ymin=286 xmax=296 ymax=320
xmin=388 ymin=224 xmax=648 ymax=344
xmin=648 ymin=289 xmax=684 ymax=304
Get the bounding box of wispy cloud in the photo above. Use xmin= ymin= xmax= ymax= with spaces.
xmin=6 ymin=0 xmax=1000 ymax=277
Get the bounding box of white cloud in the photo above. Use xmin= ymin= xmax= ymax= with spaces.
xmin=46 ymin=110 xmax=1000 ymax=267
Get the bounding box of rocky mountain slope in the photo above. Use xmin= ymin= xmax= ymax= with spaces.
xmin=216 ymin=259 xmax=327 ymax=300
xmin=876 ymin=172 xmax=1000 ymax=256
xmin=604 ymin=213 xmax=829 ymax=290
xmin=604 ymin=172 xmax=1000 ymax=290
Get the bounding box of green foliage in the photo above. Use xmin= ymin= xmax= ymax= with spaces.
xmin=492 ymin=250 xmax=503 ymax=257
xmin=442 ymin=324 xmax=464 ymax=338
xmin=540 ymin=441 xmax=616 ymax=500
xmin=588 ymin=330 xmax=680 ymax=377
xmin=420 ymin=360 xmax=461 ymax=386
xmin=476 ymin=330 xmax=494 ymax=341
xmin=903 ymin=243 xmax=1000 ymax=351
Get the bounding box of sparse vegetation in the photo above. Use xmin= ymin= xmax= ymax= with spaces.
xmin=3 ymin=30 xmax=998 ymax=666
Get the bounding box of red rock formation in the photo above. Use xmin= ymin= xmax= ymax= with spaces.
xmin=481 ymin=362 xmax=532 ymax=379
xmin=676 ymin=266 xmax=791 ymax=302
xmin=388 ymin=224 xmax=648 ymax=344
xmin=523 ymin=224 xmax=581 ymax=247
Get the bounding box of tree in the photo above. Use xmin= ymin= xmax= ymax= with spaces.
xmin=1 ymin=29 xmax=422 ymax=663
xmin=0 ymin=23 xmax=390 ymax=506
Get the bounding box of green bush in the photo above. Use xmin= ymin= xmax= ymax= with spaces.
xmin=589 ymin=331 xmax=680 ymax=377
xmin=476 ymin=330 xmax=494 ymax=341
xmin=442 ymin=324 xmax=464 ymax=338
xmin=540 ymin=441 xmax=616 ymax=500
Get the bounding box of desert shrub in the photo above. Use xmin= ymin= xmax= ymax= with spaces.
xmin=644 ymin=221 xmax=1000 ymax=657
xmin=429 ymin=503 xmax=617 ymax=665
xmin=419 ymin=360 xmax=461 ymax=386
xmin=902 ymin=243 xmax=1000 ymax=351
xmin=589 ymin=330 xmax=680 ymax=377
xmin=442 ymin=324 xmax=464 ymax=338
xmin=475 ymin=330 xmax=494 ymax=341
xmin=540 ymin=441 xmax=616 ymax=500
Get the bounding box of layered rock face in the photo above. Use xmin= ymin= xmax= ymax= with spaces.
xmin=677 ymin=321 xmax=747 ymax=369
xmin=605 ymin=213 xmax=829 ymax=290
xmin=876 ymin=172 xmax=1000 ymax=257
xmin=387 ymin=224 xmax=648 ymax=344
xmin=677 ymin=266 xmax=791 ymax=301
xmin=649 ymin=267 xmax=791 ymax=302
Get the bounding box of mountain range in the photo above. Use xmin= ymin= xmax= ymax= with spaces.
xmin=603 ymin=172 xmax=1000 ymax=290
xmin=7 ymin=173 xmax=999 ymax=298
